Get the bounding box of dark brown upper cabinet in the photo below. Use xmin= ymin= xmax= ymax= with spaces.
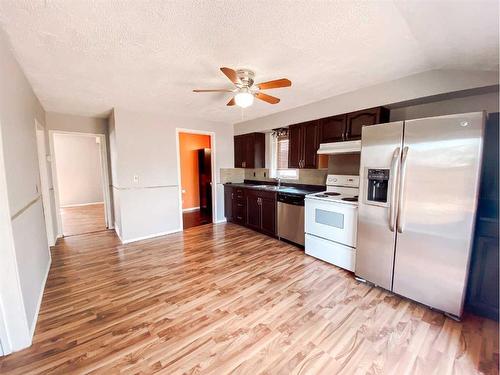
xmin=319 ymin=114 xmax=347 ymax=143
xmin=288 ymin=120 xmax=319 ymax=169
xmin=345 ymin=107 xmax=390 ymax=140
xmin=287 ymin=124 xmax=302 ymax=169
xmin=319 ymin=107 xmax=390 ymax=143
xmin=233 ymin=132 xmax=265 ymax=168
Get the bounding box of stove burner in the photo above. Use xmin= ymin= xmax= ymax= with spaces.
xmin=315 ymin=194 xmax=329 ymax=198
xmin=324 ymin=192 xmax=341 ymax=196
xmin=341 ymin=197 xmax=358 ymax=202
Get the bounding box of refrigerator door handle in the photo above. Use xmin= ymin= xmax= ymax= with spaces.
xmin=389 ymin=147 xmax=401 ymax=232
xmin=397 ymin=146 xmax=409 ymax=233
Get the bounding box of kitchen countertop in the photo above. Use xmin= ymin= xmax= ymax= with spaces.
xmin=223 ymin=182 xmax=323 ymax=196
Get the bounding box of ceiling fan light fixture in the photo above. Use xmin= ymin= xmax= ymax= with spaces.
xmin=234 ymin=89 xmax=254 ymax=108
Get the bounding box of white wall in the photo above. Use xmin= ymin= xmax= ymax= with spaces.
xmin=53 ymin=134 xmax=103 ymax=206
xmin=234 ymin=69 xmax=499 ymax=134
xmin=110 ymin=108 xmax=232 ymax=243
xmin=0 ymin=29 xmax=50 ymax=352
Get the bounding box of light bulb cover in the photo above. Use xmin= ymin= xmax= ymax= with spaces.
xmin=234 ymin=90 xmax=254 ymax=108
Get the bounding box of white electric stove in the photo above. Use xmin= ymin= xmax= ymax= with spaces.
xmin=304 ymin=175 xmax=359 ymax=271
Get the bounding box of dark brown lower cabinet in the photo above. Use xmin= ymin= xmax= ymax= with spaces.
xmin=223 ymin=185 xmax=233 ymax=221
xmin=246 ymin=190 xmax=261 ymax=231
xmin=466 ymin=112 xmax=499 ymax=321
xmin=259 ymin=195 xmax=277 ymax=236
xmin=232 ymin=188 xmax=247 ymax=225
xmin=467 ymin=216 xmax=499 ymax=321
xmin=224 ymin=185 xmax=276 ymax=237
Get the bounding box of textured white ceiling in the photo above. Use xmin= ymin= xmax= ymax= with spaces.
xmin=0 ymin=0 xmax=498 ymax=123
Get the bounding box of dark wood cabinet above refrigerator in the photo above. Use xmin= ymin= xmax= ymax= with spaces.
xmin=319 ymin=107 xmax=390 ymax=143
xmin=233 ymin=132 xmax=265 ymax=168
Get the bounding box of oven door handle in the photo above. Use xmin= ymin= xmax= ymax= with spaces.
xmin=389 ymin=147 xmax=401 ymax=232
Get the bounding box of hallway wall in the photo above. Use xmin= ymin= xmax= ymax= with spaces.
xmin=179 ymin=133 xmax=211 ymax=210
xmin=53 ymin=134 xmax=103 ymax=206
xmin=0 ymin=28 xmax=50 ymax=353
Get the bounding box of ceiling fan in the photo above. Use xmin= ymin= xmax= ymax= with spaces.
xmin=193 ymin=67 xmax=292 ymax=108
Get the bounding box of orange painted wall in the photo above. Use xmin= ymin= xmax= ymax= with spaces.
xmin=179 ymin=132 xmax=211 ymax=210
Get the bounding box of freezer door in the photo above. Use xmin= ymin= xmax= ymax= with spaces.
xmin=393 ymin=112 xmax=484 ymax=317
xmin=355 ymin=121 xmax=403 ymax=290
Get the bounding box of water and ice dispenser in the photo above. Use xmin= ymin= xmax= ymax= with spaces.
xmin=366 ymin=169 xmax=389 ymax=203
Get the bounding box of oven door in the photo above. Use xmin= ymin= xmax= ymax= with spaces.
xmin=305 ymin=198 xmax=357 ymax=247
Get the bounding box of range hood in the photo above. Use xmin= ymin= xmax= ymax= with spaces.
xmin=317 ymin=140 xmax=361 ymax=155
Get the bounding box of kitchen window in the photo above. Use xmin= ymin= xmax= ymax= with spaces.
xmin=270 ymin=129 xmax=298 ymax=180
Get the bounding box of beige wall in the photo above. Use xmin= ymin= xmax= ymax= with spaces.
xmin=0 ymin=29 xmax=50 ymax=352
xmin=110 ymin=108 xmax=233 ymax=243
xmin=53 ymin=134 xmax=104 ymax=206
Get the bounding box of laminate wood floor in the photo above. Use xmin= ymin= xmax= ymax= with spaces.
xmin=61 ymin=203 xmax=106 ymax=236
xmin=183 ymin=209 xmax=212 ymax=229
xmin=0 ymin=223 xmax=497 ymax=374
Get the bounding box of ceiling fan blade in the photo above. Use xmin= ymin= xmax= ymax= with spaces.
xmin=227 ymin=97 xmax=235 ymax=106
xmin=220 ymin=67 xmax=240 ymax=84
xmin=193 ymin=89 xmax=233 ymax=92
xmin=257 ymin=78 xmax=291 ymax=90
xmin=256 ymin=92 xmax=280 ymax=104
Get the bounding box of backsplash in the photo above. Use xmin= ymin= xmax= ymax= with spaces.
xmin=244 ymin=168 xmax=328 ymax=186
xmin=220 ymin=168 xmax=245 ymax=183
xmin=220 ymin=155 xmax=359 ymax=186
xmin=328 ymin=154 xmax=360 ymax=175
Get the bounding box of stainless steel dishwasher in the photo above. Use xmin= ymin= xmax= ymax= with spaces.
xmin=277 ymin=192 xmax=305 ymax=246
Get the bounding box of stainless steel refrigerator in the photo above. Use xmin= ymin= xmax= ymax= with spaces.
xmin=355 ymin=112 xmax=485 ymax=318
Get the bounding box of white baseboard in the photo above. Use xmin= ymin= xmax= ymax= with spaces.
xmin=29 ymin=255 xmax=51 ymax=339
xmin=214 ymin=218 xmax=227 ymax=224
xmin=182 ymin=207 xmax=200 ymax=212
xmin=120 ymin=228 xmax=182 ymax=244
xmin=60 ymin=201 xmax=104 ymax=208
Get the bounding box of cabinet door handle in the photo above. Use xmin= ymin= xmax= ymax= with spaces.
xmin=242 ymin=161 xmax=246 ymax=168
xmin=231 ymin=193 xmax=234 ymax=200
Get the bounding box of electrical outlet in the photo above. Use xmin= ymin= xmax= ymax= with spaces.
xmin=253 ymin=172 xmax=256 ymax=177
xmin=133 ymin=175 xmax=139 ymax=184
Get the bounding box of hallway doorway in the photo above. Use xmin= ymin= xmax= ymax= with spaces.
xmin=51 ymin=132 xmax=110 ymax=236
xmin=178 ymin=132 xmax=213 ymax=229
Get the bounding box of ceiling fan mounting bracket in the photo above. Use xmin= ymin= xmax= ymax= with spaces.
xmin=235 ymin=69 xmax=255 ymax=88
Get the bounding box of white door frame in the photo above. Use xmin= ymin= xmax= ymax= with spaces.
xmin=34 ymin=120 xmax=56 ymax=246
xmin=49 ymin=130 xmax=112 ymax=236
xmin=175 ymin=128 xmax=217 ymax=230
